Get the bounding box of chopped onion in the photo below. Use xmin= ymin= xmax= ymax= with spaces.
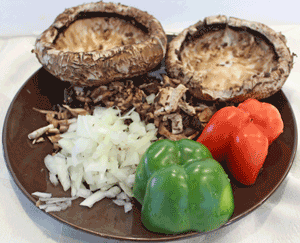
xmin=76 ymin=188 xmax=92 ymax=198
xmin=34 ymin=195 xmax=78 ymax=213
xmin=32 ymin=192 xmax=52 ymax=198
xmin=80 ymin=186 xmax=121 ymax=208
xmin=117 ymin=192 xmax=131 ymax=202
xmin=49 ymin=173 xmax=59 ymax=186
xmin=124 ymin=202 xmax=133 ymax=213
xmin=113 ymin=199 xmax=126 ymax=206
xmin=42 ymin=106 xmax=158 ymax=213
xmin=39 ymin=196 xmax=78 ymax=203
xmin=44 ymin=205 xmax=62 ymax=212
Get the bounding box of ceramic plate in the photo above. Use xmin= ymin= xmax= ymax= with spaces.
xmin=2 ymin=58 xmax=297 ymax=241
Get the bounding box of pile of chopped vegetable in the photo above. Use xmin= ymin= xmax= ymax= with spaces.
xmin=31 ymin=106 xmax=158 ymax=213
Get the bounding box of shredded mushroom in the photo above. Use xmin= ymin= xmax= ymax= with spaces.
xmin=153 ymin=81 xmax=216 ymax=139
xmin=28 ymin=124 xmax=54 ymax=140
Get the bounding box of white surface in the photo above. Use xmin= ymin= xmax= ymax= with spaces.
xmin=0 ymin=12 xmax=300 ymax=243
xmin=1 ymin=0 xmax=300 ymax=36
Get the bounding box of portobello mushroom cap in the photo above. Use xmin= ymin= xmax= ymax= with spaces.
xmin=166 ymin=15 xmax=294 ymax=102
xmin=33 ymin=1 xmax=167 ymax=86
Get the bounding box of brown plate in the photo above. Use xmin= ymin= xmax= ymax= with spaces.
xmin=2 ymin=64 xmax=297 ymax=241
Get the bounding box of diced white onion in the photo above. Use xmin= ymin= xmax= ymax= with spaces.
xmin=38 ymin=204 xmax=49 ymax=210
xmin=117 ymin=192 xmax=131 ymax=202
xmin=67 ymin=123 xmax=77 ymax=133
xmin=32 ymin=192 xmax=52 ymax=198
xmin=40 ymin=196 xmax=78 ymax=203
xmin=113 ymin=199 xmax=126 ymax=206
xmin=80 ymin=186 xmax=121 ymax=208
xmin=45 ymin=205 xmax=65 ymax=213
xmin=42 ymin=106 xmax=158 ymax=213
xmin=124 ymin=202 xmax=133 ymax=213
xmin=49 ymin=173 xmax=59 ymax=186
xmin=76 ymin=188 xmax=92 ymax=198
xmin=34 ymin=195 xmax=77 ymax=213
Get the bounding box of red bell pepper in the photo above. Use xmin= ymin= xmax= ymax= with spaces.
xmin=238 ymin=99 xmax=284 ymax=144
xmin=197 ymin=98 xmax=283 ymax=185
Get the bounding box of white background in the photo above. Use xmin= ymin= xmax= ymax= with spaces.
xmin=1 ymin=0 xmax=300 ymax=36
xmin=1 ymin=1 xmax=300 ymax=242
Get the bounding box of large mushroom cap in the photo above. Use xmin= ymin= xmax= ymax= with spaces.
xmin=33 ymin=1 xmax=167 ymax=86
xmin=166 ymin=15 xmax=294 ymax=102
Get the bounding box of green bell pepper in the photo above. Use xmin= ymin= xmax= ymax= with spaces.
xmin=133 ymin=139 xmax=234 ymax=234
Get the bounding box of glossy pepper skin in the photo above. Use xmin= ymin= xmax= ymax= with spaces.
xmin=197 ymin=98 xmax=283 ymax=185
xmin=133 ymin=139 xmax=234 ymax=234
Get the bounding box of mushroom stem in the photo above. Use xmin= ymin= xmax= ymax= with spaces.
xmin=28 ymin=124 xmax=54 ymax=140
xmin=62 ymin=105 xmax=90 ymax=116
xmin=48 ymin=134 xmax=62 ymax=144
xmin=33 ymin=107 xmax=58 ymax=116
